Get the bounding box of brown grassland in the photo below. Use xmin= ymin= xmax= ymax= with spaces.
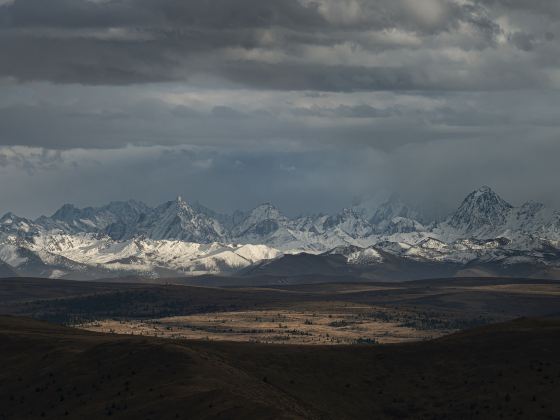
xmin=1 ymin=277 xmax=560 ymax=418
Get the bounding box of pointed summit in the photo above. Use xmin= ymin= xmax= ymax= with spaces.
xmin=160 ymin=195 xmax=189 ymax=213
xmin=471 ymin=185 xmax=494 ymax=197
xmin=0 ymin=212 xmax=18 ymax=222
xmin=449 ymin=186 xmax=512 ymax=232
xmin=466 ymin=186 xmax=509 ymax=204
xmin=174 ymin=195 xmax=189 ymax=209
xmin=132 ymin=197 xmax=226 ymax=242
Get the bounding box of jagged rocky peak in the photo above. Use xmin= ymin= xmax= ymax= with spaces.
xmin=175 ymin=195 xmax=187 ymax=207
xmin=1 ymin=212 xmax=34 ymax=227
xmin=50 ymin=200 xmax=149 ymax=222
xmin=449 ymin=186 xmax=513 ymax=232
xmin=1 ymin=212 xmax=19 ymax=224
xmin=51 ymin=203 xmax=78 ymax=221
xmin=0 ymin=212 xmax=40 ymax=237
xmin=138 ymin=196 xmax=226 ymax=242
xmin=165 ymin=196 xmax=227 ymax=227
xmin=42 ymin=200 xmax=151 ymax=235
xmin=162 ymin=195 xmax=188 ymax=211
xmin=156 ymin=196 xmax=204 ymax=219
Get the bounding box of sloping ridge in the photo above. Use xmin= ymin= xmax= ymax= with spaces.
xmin=0 ymin=315 xmax=312 ymax=420
xmin=1 ymin=315 xmax=560 ymax=419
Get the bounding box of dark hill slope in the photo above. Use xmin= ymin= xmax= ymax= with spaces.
xmin=0 ymin=262 xmax=17 ymax=278
xmin=1 ymin=316 xmax=560 ymax=419
xmin=0 ymin=316 xmax=310 ymax=420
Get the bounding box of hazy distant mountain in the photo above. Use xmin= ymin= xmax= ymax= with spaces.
xmin=2 ymin=186 xmax=560 ymax=279
xmin=36 ymin=200 xmax=151 ymax=235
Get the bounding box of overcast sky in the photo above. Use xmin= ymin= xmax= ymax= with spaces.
xmin=1 ymin=0 xmax=560 ymax=218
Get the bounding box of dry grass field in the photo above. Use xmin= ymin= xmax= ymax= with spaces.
xmin=3 ymin=277 xmax=560 ymax=348
xmin=80 ymin=305 xmax=445 ymax=344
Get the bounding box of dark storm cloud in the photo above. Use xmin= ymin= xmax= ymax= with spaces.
xmin=0 ymin=0 xmax=553 ymax=90
xmin=1 ymin=0 xmax=325 ymax=29
xmin=474 ymin=1 xmax=560 ymax=17
xmin=2 ymin=85 xmax=560 ymax=151
xmin=1 ymin=0 xmax=560 ymax=217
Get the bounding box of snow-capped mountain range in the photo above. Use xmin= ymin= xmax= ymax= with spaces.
xmin=2 ymin=186 xmax=560 ymax=279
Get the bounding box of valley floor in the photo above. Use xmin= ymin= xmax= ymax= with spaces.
xmin=2 ymin=276 xmax=560 ymax=347
xmin=79 ymin=304 xmax=446 ymax=345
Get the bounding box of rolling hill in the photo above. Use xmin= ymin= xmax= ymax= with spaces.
xmin=1 ymin=315 xmax=559 ymax=419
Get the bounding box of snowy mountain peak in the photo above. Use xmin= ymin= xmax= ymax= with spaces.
xmin=448 ymin=186 xmax=513 ymax=232
xmin=1 ymin=212 xmax=18 ymax=223
xmin=133 ymin=198 xmax=226 ymax=243
xmin=176 ymin=195 xmax=187 ymax=207
xmin=51 ymin=203 xmax=78 ymax=221
xmin=42 ymin=200 xmax=151 ymax=236
xmin=4 ymin=187 xmax=560 ymax=279
xmin=0 ymin=212 xmax=38 ymax=237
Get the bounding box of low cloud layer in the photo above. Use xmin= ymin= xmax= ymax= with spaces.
xmin=3 ymin=133 xmax=560 ymax=219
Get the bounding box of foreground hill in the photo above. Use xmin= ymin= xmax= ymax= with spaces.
xmin=1 ymin=315 xmax=559 ymax=419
